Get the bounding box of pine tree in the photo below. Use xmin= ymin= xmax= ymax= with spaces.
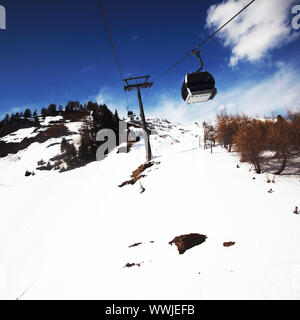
xmin=47 ymin=104 xmax=57 ymax=115
xmin=41 ymin=108 xmax=47 ymax=117
xmin=65 ymin=101 xmax=80 ymax=113
xmin=34 ymin=116 xmax=40 ymax=126
xmin=61 ymin=138 xmax=69 ymax=153
xmin=78 ymin=104 xmax=120 ymax=162
xmin=24 ymin=108 xmax=32 ymax=118
xmin=3 ymin=114 xmax=9 ymax=124
xmin=86 ymin=101 xmax=99 ymax=112
xmin=78 ymin=116 xmax=95 ymax=161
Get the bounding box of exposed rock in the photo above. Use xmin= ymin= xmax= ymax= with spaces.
xmin=124 ymin=262 xmax=143 ymax=268
xmin=36 ymin=162 xmax=54 ymax=171
xmin=129 ymin=240 xmax=155 ymax=248
xmin=37 ymin=159 xmax=46 ymax=166
xmin=129 ymin=242 xmax=142 ymax=248
xmin=25 ymin=171 xmax=33 ymax=177
xmin=223 ymin=241 xmax=235 ymax=247
xmin=139 ymin=182 xmax=145 ymax=194
xmin=118 ymin=162 xmax=154 ymax=187
xmin=169 ymin=233 xmax=207 ymax=254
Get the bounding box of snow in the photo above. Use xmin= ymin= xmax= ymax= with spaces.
xmin=64 ymin=121 xmax=82 ymax=146
xmin=0 ymin=139 xmax=62 ymax=185
xmin=0 ymin=118 xmax=300 ymax=300
xmin=0 ymin=128 xmax=37 ymax=143
xmin=39 ymin=115 xmax=63 ymax=126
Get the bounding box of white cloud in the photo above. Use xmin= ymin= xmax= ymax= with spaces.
xmin=85 ymin=64 xmax=300 ymax=126
xmin=92 ymin=87 xmax=128 ymax=118
xmin=206 ymin=0 xmax=298 ymax=66
xmin=148 ymin=64 xmax=300 ymax=124
xmin=148 ymin=92 xmax=225 ymax=125
xmin=148 ymin=97 xmax=195 ymax=125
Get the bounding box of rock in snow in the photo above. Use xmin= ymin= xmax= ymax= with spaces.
xmin=223 ymin=242 xmax=236 ymax=247
xmin=169 ymin=233 xmax=207 ymax=254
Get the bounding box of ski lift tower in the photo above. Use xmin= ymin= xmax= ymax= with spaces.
xmin=123 ymin=75 xmax=153 ymax=162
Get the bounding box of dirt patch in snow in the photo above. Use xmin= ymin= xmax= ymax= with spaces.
xmin=118 ymin=162 xmax=154 ymax=187
xmin=25 ymin=171 xmax=35 ymax=177
xmin=129 ymin=242 xmax=142 ymax=248
xmin=223 ymin=241 xmax=235 ymax=247
xmin=169 ymin=233 xmax=207 ymax=254
xmin=124 ymin=262 xmax=143 ymax=268
xmin=128 ymin=241 xmax=155 ymax=248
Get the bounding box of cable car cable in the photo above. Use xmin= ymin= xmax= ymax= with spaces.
xmin=194 ymin=0 xmax=256 ymax=51
xmin=99 ymin=0 xmax=256 ymax=108
xmin=98 ymin=0 xmax=130 ymax=109
xmin=152 ymin=53 xmax=191 ymax=83
xmin=152 ymin=0 xmax=256 ymax=84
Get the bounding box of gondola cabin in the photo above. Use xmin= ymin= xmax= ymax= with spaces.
xmin=182 ymin=50 xmax=217 ymax=104
xmin=181 ymin=71 xmax=217 ymax=104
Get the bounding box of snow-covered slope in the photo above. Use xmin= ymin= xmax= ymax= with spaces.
xmin=0 ymin=118 xmax=300 ymax=300
xmin=0 ymin=116 xmax=82 ymax=184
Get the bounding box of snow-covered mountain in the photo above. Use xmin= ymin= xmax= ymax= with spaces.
xmin=0 ymin=116 xmax=300 ymax=299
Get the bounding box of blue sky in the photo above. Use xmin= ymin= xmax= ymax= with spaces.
xmin=0 ymin=0 xmax=299 ymax=123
